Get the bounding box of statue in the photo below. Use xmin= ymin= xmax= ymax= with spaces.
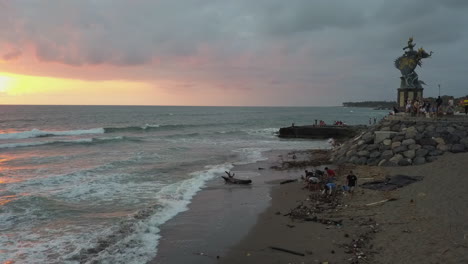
xmin=394 ymin=37 xmax=433 ymax=88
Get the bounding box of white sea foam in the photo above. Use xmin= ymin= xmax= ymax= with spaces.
xmin=142 ymin=124 xmax=160 ymax=129
xmin=232 ymin=147 xmax=270 ymax=165
xmin=0 ymin=136 xmax=124 ymax=149
xmin=70 ymin=163 xmax=233 ymax=264
xmin=0 ymin=128 xmax=105 ymax=140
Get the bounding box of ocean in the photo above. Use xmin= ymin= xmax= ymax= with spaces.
xmin=0 ymin=105 xmax=387 ymax=263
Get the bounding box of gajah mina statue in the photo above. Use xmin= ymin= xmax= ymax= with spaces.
xmin=394 ymin=37 xmax=433 ymax=89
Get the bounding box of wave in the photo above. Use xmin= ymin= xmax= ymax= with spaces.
xmin=0 ymin=136 xmax=128 ymax=149
xmin=0 ymin=128 xmax=104 ymax=140
xmin=66 ymin=163 xmax=233 ymax=264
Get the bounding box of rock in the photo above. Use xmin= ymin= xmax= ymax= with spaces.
xmin=348 ymin=156 xmax=359 ymax=163
xmin=389 ymin=154 xmax=403 ymax=163
xmin=402 ymin=139 xmax=416 ymax=146
xmin=345 ymin=150 xmax=356 ymax=157
xmin=362 ymin=132 xmax=374 ymax=144
xmin=437 ymin=144 xmax=449 ymax=152
xmin=381 ymin=126 xmax=391 ymax=131
xmin=391 ymin=124 xmax=401 ymax=131
xmin=405 ymin=126 xmax=418 ymax=139
xmin=418 ymin=138 xmax=436 ymax=146
xmin=413 ymin=157 xmax=426 ymax=165
xmin=426 ymin=156 xmax=438 ymax=162
xmin=378 ymin=159 xmax=387 ymax=166
xmin=416 ymin=125 xmax=426 ymax=132
xmin=357 ymin=140 xmax=366 ymax=146
xmin=393 ymin=145 xmax=408 ymax=153
xmin=460 ymin=137 xmax=468 ymax=147
xmin=403 ymin=149 xmax=416 ymax=159
xmin=366 ymin=144 xmax=379 ymax=152
xmin=451 ymin=144 xmax=465 ymax=153
xmin=383 ymin=139 xmax=392 ymax=146
xmin=428 ymin=150 xmax=443 ymax=156
xmin=379 ymin=145 xmax=391 ymax=151
xmin=374 ymin=131 xmax=397 ymax=144
xmin=408 ymin=144 xmax=421 ymax=150
xmin=398 ymin=158 xmax=412 ymax=166
xmin=391 ymin=141 xmax=401 ymax=149
xmin=356 ymin=157 xmax=368 ymax=165
xmin=435 ymin=126 xmax=446 ymax=133
xmin=357 ymin=150 xmax=370 ymax=157
xmin=447 ymin=126 xmax=455 ymax=133
xmin=434 ymin=137 xmax=445 ymax=145
xmin=369 ymin=151 xmax=381 ymax=159
xmin=381 ymin=150 xmax=394 ymax=160
xmin=392 ymin=135 xmax=405 ymax=142
xmin=367 ymin=158 xmax=379 ymax=166
xmin=425 ymin=125 xmax=435 ymax=132
xmin=415 ymin=148 xmax=429 ymax=157
xmin=422 ymin=145 xmax=436 ymax=151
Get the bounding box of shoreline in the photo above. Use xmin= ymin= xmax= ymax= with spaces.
xmin=150 ymin=149 xmax=330 ymax=264
xmin=220 ymin=152 xmax=468 ymax=264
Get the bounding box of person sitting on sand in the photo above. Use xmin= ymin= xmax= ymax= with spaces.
xmin=346 ymin=171 xmax=358 ymax=193
xmin=324 ymin=167 xmax=336 ymax=179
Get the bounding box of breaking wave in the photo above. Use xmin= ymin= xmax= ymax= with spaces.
xmin=0 ymin=128 xmax=105 ymax=140
xmin=0 ymin=136 xmax=128 ymax=149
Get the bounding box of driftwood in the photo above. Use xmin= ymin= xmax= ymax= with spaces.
xmin=222 ymin=171 xmax=252 ymax=185
xmin=269 ymin=246 xmax=305 ymax=256
xmin=280 ymin=179 xmax=297 ymax=185
xmin=365 ymin=198 xmax=397 ymax=206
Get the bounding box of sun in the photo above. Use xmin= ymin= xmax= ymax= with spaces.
xmin=0 ymin=75 xmax=13 ymax=92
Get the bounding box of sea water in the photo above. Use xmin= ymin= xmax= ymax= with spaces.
xmin=0 ymin=105 xmax=387 ymax=263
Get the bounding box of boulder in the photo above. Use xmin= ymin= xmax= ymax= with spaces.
xmin=357 ymin=150 xmax=370 ymax=157
xmin=437 ymin=144 xmax=449 ymax=152
xmin=426 ymin=156 xmax=438 ymax=162
xmin=356 ymin=157 xmax=368 ymax=165
xmin=403 ymin=149 xmax=416 ymax=159
xmin=392 ymin=135 xmax=405 ymax=142
xmin=405 ymin=126 xmax=418 ymax=139
xmin=381 ymin=150 xmax=394 ymax=160
xmin=369 ymin=151 xmax=381 ymax=159
xmin=434 ymin=137 xmax=445 ymax=145
xmin=422 ymin=145 xmax=436 ymax=151
xmin=382 ymin=139 xmax=392 ymax=146
xmin=451 ymin=144 xmax=465 ymax=153
xmin=402 ymin=139 xmax=416 ymax=146
xmin=415 ymin=148 xmax=429 ymax=157
xmin=366 ymin=144 xmax=379 ymax=152
xmin=391 ymin=141 xmax=401 ymax=149
xmin=389 ymin=154 xmax=403 ymax=163
xmin=435 ymin=126 xmax=446 ymax=133
xmin=413 ymin=157 xmax=426 ymax=165
xmin=380 ymin=126 xmax=391 ymax=131
xmin=346 ymin=149 xmax=356 ymax=157
xmin=378 ymin=159 xmax=387 ymax=166
xmin=398 ymin=158 xmax=412 ymax=166
xmin=418 ymin=138 xmax=436 ymax=146
xmin=393 ymin=145 xmax=408 ymax=153
xmin=362 ymin=132 xmax=374 ymax=144
xmin=428 ymin=150 xmax=443 ymax=156
xmin=447 ymin=126 xmax=455 ymax=133
xmin=348 ymin=156 xmax=359 ymax=164
xmin=374 ymin=131 xmax=397 ymax=144
xmin=408 ymin=144 xmax=421 ymax=150
xmin=460 ymin=137 xmax=468 ymax=147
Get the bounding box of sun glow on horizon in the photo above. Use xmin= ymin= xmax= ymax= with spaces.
xmin=0 ymin=72 xmax=159 ymax=105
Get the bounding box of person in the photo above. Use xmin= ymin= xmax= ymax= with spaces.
xmin=373 ymin=117 xmax=376 ymax=124
xmin=324 ymin=167 xmax=336 ymax=180
xmin=346 ymin=171 xmax=358 ymax=193
xmin=436 ymin=96 xmax=443 ymax=113
xmin=464 ymin=98 xmax=468 ymax=115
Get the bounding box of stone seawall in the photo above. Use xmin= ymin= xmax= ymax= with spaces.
xmin=330 ymin=118 xmax=468 ymax=166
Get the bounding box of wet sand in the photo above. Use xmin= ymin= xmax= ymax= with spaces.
xmin=221 ymin=152 xmax=468 ymax=264
xmin=151 ymin=149 xmax=325 ymax=264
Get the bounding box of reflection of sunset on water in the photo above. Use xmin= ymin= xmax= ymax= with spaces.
xmin=0 ymin=194 xmax=17 ymax=206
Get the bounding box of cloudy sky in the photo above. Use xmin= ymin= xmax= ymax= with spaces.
xmin=0 ymin=0 xmax=467 ymax=106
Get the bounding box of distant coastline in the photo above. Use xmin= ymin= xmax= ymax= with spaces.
xmin=342 ymin=101 xmax=396 ymax=109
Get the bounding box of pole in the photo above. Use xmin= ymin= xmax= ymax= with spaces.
xmin=438 ymin=84 xmax=440 ymax=96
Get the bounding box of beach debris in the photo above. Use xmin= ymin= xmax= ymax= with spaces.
xmin=269 ymin=246 xmax=305 ymax=256
xmin=360 ymin=175 xmax=423 ymax=191
xmin=365 ymin=198 xmax=398 ymax=206
xmin=280 ymin=179 xmax=297 ymax=184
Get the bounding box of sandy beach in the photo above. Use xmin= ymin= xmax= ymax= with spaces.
xmin=220 ymin=152 xmax=468 ymax=264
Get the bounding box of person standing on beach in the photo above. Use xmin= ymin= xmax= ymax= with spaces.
xmin=346 ymin=171 xmax=358 ymax=193
xmin=436 ymin=96 xmax=443 ymax=114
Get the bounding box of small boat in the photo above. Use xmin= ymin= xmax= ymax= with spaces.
xmin=222 ymin=171 xmax=252 ymax=185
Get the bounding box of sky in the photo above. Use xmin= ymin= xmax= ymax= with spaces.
xmin=1 ymin=0 xmax=467 ymax=106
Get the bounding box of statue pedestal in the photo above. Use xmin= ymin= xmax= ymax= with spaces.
xmin=398 ymin=88 xmax=423 ymax=107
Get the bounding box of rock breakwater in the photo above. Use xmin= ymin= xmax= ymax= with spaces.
xmin=330 ymin=118 xmax=468 ymax=166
